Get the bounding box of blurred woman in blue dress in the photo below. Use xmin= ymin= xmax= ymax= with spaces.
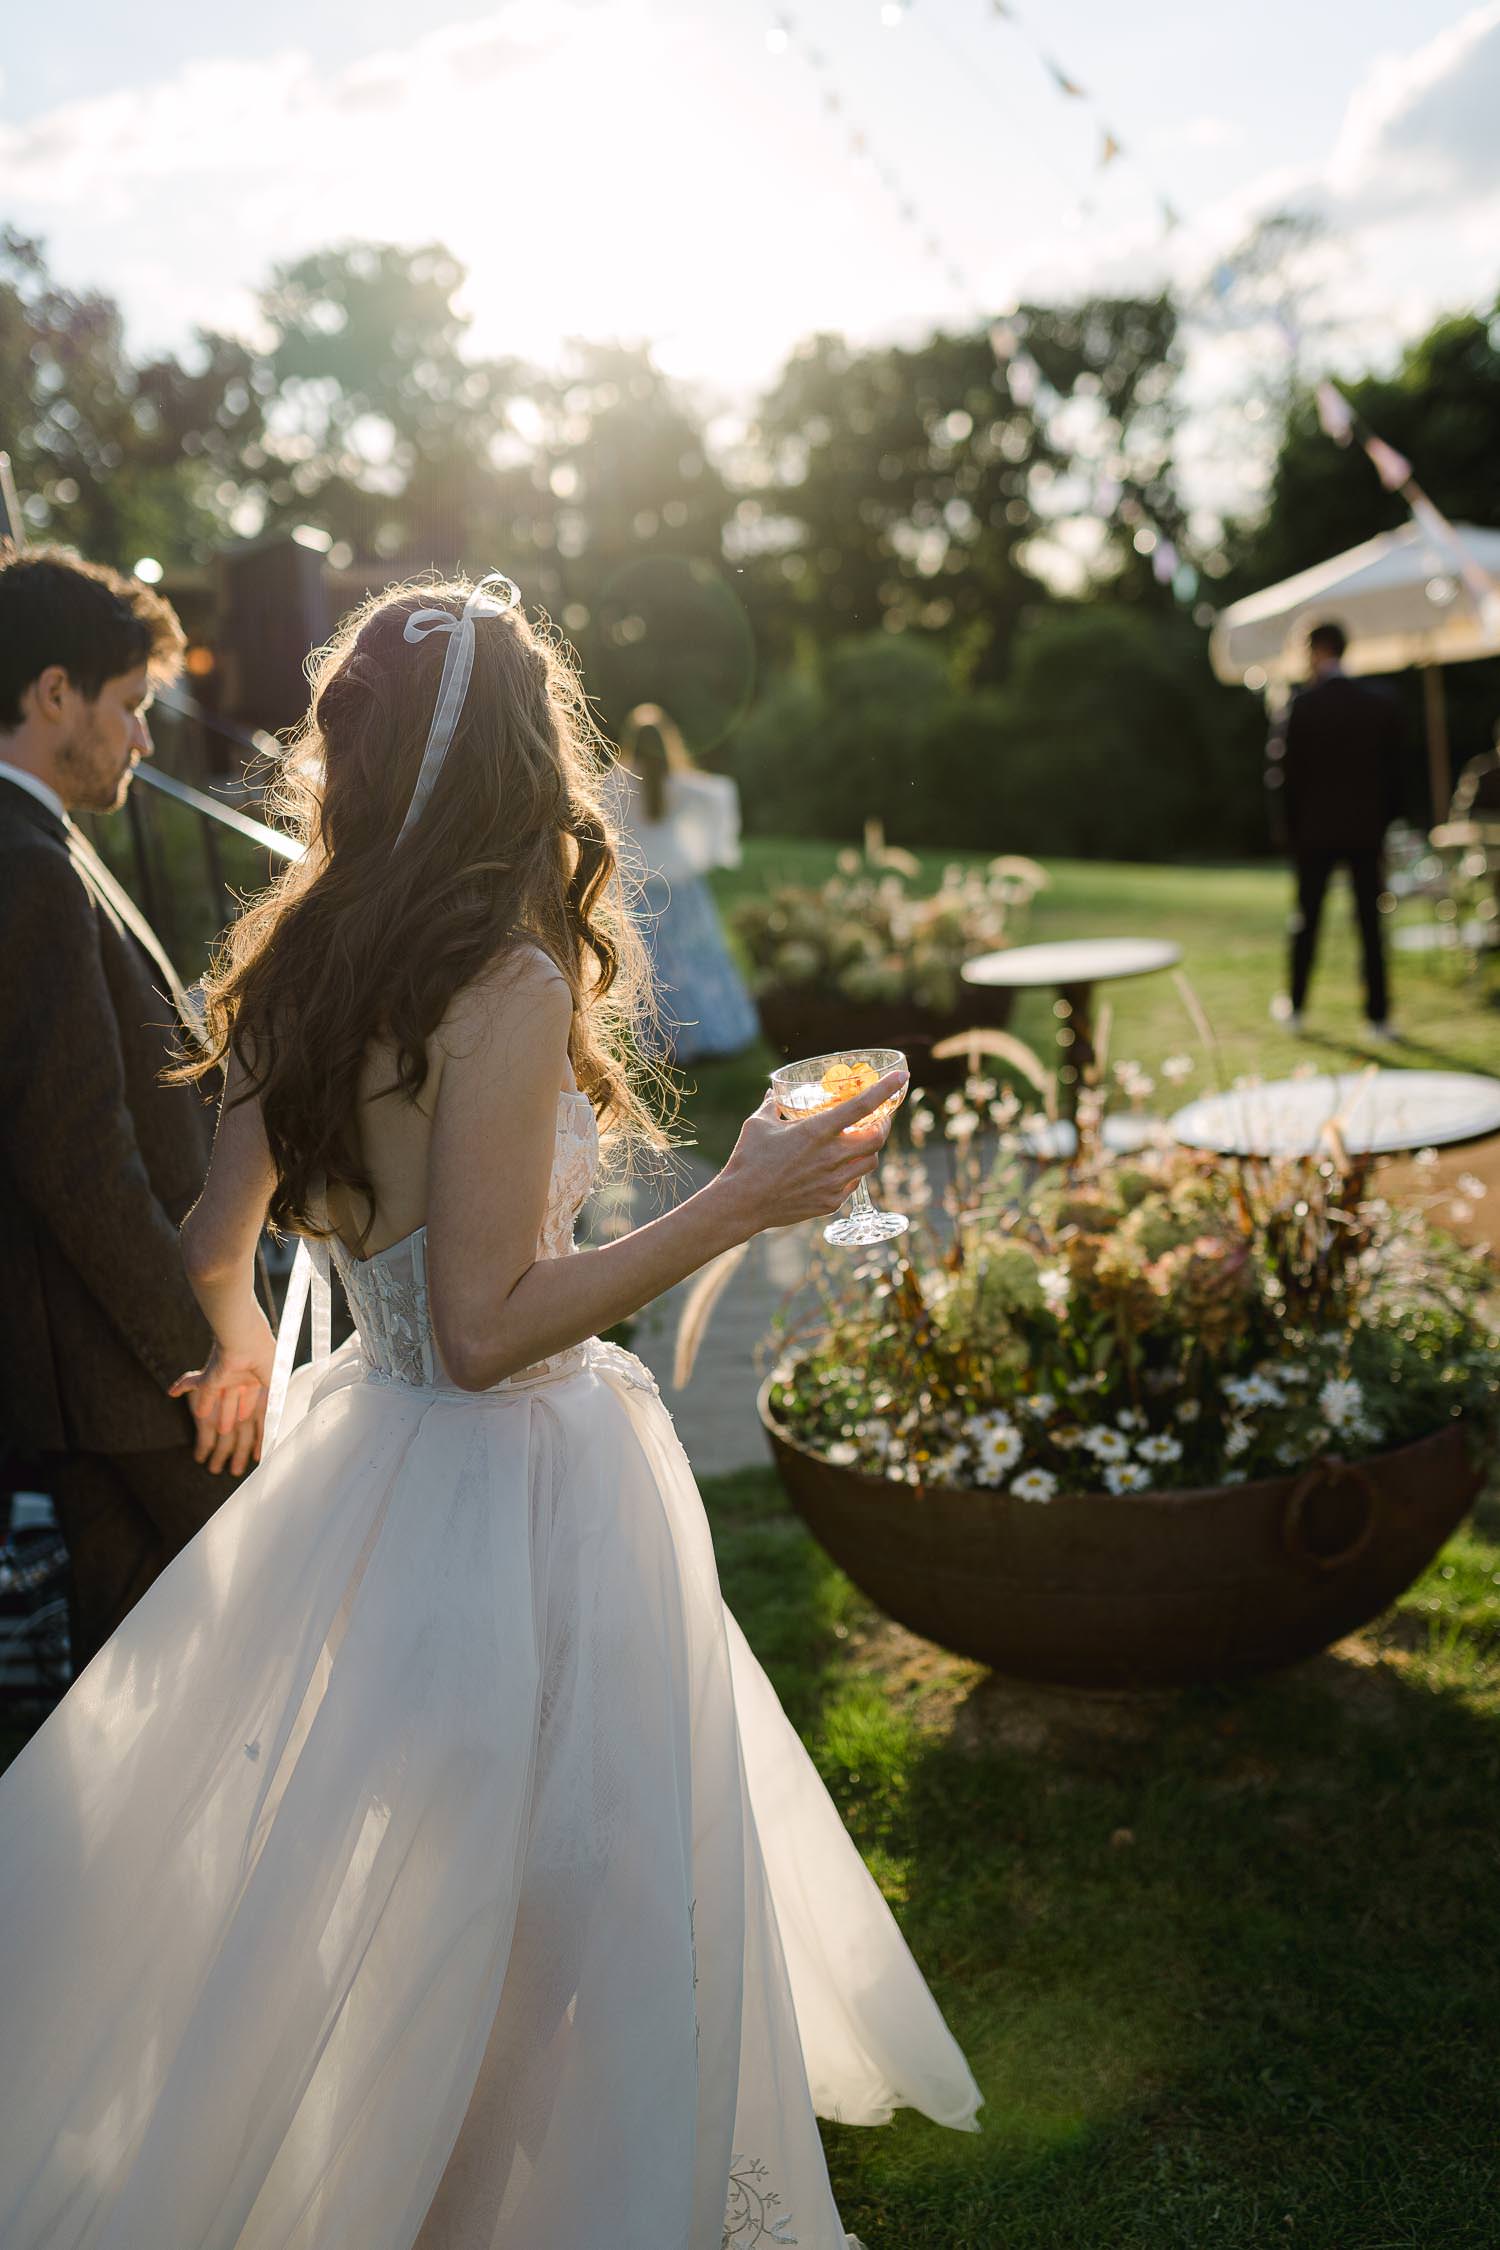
xmin=616 ymin=704 xmax=757 ymax=1064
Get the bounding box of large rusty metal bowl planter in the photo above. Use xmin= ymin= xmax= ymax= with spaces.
xmin=756 ymin=985 xmax=1014 ymax=1089
xmin=759 ymin=1383 xmax=1482 ymax=1688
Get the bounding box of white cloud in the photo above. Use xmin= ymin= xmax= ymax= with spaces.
xmin=1326 ymin=0 xmax=1500 ymax=218
xmin=1151 ymin=114 xmax=1247 ymax=155
xmin=0 ymin=12 xmax=561 ymax=208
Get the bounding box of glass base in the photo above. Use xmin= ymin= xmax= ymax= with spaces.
xmin=824 ymin=1208 xmax=910 ymax=1247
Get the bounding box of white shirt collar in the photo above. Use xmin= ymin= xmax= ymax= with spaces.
xmin=0 ymin=760 xmax=68 ymax=826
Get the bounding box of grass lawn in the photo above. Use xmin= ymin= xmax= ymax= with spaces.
xmin=706 ymin=1462 xmax=1500 ymax=2250
xmin=684 ymin=841 xmax=1499 ymax=1167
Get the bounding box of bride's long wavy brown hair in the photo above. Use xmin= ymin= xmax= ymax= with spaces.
xmin=177 ymin=575 xmax=667 ymax=1237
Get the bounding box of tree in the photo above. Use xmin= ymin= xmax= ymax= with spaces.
xmin=747 ymin=325 xmax=1048 ymax=678
xmin=1227 ymin=303 xmax=1500 ymax=592
xmin=250 ymin=240 xmax=523 ymax=564
xmin=0 ymin=229 xmax=257 ymax=566
xmin=1226 ymin=300 xmax=1500 ymax=783
xmin=509 ymin=342 xmax=742 ymax=743
xmin=1016 ymin=292 xmax=1188 ymax=607
xmin=744 ymin=295 xmax=1188 ymax=685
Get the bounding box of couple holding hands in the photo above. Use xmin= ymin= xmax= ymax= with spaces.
xmin=0 ymin=546 xmax=976 ymax=2250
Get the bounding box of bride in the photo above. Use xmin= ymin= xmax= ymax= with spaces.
xmin=0 ymin=573 xmax=979 ymax=2249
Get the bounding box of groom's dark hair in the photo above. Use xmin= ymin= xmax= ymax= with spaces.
xmin=0 ymin=544 xmax=185 ymax=728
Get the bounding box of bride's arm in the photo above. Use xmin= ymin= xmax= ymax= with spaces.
xmin=426 ymin=953 xmax=901 ymax=1392
xmin=172 ymin=1056 xmax=278 ymax=1469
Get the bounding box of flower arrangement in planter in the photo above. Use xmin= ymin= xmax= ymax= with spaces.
xmin=729 ymin=834 xmax=1048 ymax=1082
xmin=759 ymin=1060 xmax=1498 ymax=1686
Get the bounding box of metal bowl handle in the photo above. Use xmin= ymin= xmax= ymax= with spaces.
xmin=1281 ymin=1456 xmax=1382 ymax=1572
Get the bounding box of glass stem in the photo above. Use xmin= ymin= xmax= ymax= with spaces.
xmin=848 ymin=1177 xmax=877 ymax=1220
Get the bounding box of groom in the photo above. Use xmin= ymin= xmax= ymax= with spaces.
xmin=0 ymin=546 xmax=246 ymax=1670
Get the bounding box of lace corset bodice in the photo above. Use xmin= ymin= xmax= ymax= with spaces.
xmin=329 ymin=1089 xmax=599 ymax=1389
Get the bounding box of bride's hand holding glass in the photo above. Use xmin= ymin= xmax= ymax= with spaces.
xmin=719 ymin=1060 xmax=908 ymax=1235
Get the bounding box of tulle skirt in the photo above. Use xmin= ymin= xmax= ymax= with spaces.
xmin=0 ymin=1338 xmax=979 ymax=2249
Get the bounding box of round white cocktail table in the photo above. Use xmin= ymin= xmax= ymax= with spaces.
xmin=962 ymin=937 xmax=1182 ymax=1117
xmin=1169 ymin=1069 xmax=1500 ymax=1161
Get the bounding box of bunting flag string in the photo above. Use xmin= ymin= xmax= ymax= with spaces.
xmin=762 ymin=7 xmax=1189 ymax=599
xmin=769 ymin=9 xmax=973 ymax=296
xmin=973 ymin=0 xmax=1182 ymax=236
xmin=1316 ymin=382 xmax=1500 ymax=640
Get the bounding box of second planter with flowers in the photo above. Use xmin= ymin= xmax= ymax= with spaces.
xmin=758 ymin=1124 xmax=1497 ymax=1690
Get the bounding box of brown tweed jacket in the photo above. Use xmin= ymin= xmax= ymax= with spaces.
xmin=0 ymin=778 xmax=214 ymax=1453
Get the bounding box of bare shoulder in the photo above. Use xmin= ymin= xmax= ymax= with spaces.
xmin=436 ymin=942 xmax=573 ymax=1074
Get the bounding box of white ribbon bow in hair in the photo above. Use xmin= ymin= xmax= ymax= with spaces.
xmin=394 ymin=570 xmax=521 ymax=846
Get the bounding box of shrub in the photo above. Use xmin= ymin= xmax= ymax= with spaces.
xmin=726 ymin=607 xmax=1268 ymax=858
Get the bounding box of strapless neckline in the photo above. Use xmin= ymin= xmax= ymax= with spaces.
xmin=336 ymin=1086 xmax=595 ymax=1272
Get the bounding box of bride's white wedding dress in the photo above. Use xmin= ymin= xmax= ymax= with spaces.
xmin=0 ymin=1090 xmax=979 ymax=2249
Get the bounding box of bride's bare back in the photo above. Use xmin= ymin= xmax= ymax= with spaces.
xmin=326 ymin=947 xmax=576 ymax=1264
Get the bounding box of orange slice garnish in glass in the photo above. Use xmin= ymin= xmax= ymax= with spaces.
xmin=820 ymin=1059 xmax=878 ymax=1101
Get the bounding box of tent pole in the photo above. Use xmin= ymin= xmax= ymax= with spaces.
xmin=1421 ymin=664 xmax=1450 ymax=827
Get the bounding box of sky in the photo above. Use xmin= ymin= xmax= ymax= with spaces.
xmin=3 ymin=0 xmax=1495 ymax=496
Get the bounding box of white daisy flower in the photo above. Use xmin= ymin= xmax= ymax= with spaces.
xmin=826 ymin=1441 xmax=859 ymax=1467
xmin=1081 ymin=1427 xmax=1130 ymax=1463
xmin=1137 ymin=1432 xmax=1183 ymax=1465
xmin=1010 ymin=1468 xmax=1058 ymax=1503
xmin=1116 ymin=1408 xmax=1148 ymax=1433
xmin=1317 ymin=1377 xmax=1364 ymax=1432
xmin=1223 ymin=1421 xmax=1252 ymax=1460
xmin=1223 ymin=1373 xmax=1283 ymax=1411
xmin=1040 ymin=1269 xmax=1072 ymax=1315
xmin=1104 ymin=1461 xmax=1151 ymax=1494
xmin=1176 ymin=1398 xmax=1202 ymax=1425
xmin=1022 ymin=1392 xmax=1057 ymax=1421
xmin=925 ymin=1447 xmax=969 ymax=1484
xmin=971 ymin=1422 xmax=1024 ymax=1482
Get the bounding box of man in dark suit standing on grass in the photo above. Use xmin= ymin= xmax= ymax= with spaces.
xmin=0 ymin=546 xmax=250 ymax=1672
xmin=1271 ymin=619 xmax=1404 ymax=1041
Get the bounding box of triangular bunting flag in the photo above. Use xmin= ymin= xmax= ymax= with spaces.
xmin=1099 ymin=130 xmax=1123 ymax=167
xmin=1045 ymin=58 xmax=1086 ymax=96
xmin=1314 ymin=382 xmax=1355 ymax=446
xmin=1364 ymin=435 xmax=1412 ymax=493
